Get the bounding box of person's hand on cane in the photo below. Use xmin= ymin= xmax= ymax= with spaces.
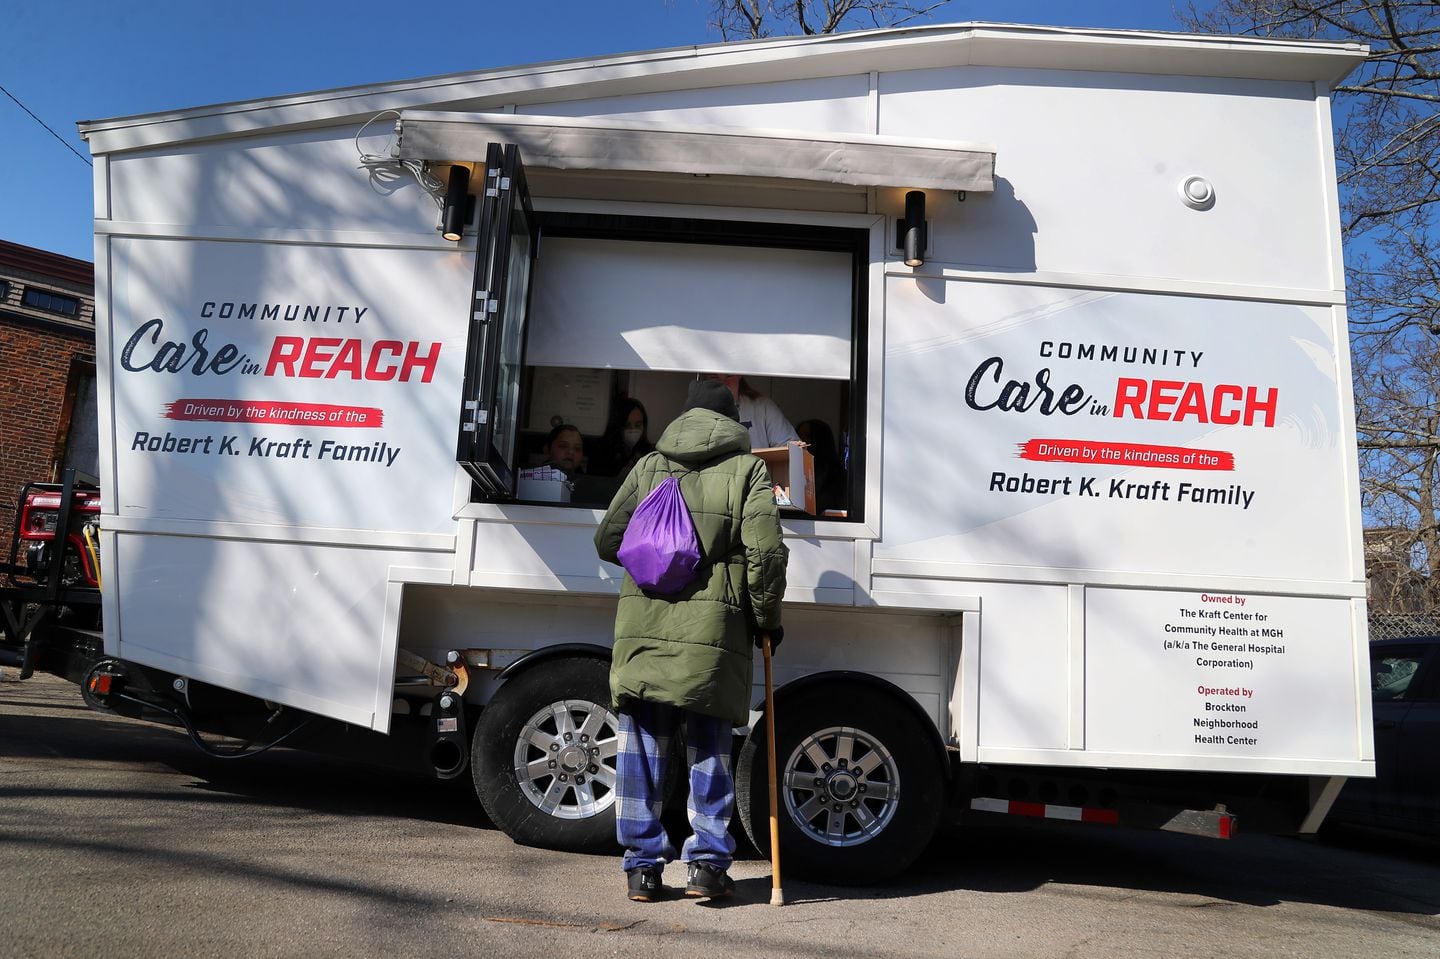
xmin=754 ymin=626 xmax=783 ymax=654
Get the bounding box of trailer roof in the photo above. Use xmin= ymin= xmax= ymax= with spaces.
xmin=77 ymin=21 xmax=1368 ymax=155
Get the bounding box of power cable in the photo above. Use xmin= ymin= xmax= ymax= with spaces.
xmin=354 ymin=110 xmax=444 ymax=207
xmin=0 ymin=83 xmax=92 ymax=167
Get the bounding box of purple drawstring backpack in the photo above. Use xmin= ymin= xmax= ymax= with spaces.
xmin=617 ymin=474 xmax=702 ymax=594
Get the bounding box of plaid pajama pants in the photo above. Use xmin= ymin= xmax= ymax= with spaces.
xmin=616 ymin=699 xmax=736 ymax=873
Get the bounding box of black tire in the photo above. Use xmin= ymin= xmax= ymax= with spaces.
xmin=736 ymin=682 xmax=944 ymax=884
xmin=471 ymin=656 xmax=620 ymax=853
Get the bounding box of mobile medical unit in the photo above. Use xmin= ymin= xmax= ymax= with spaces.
xmin=53 ymin=23 xmax=1373 ymax=881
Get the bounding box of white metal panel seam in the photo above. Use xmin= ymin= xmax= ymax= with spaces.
xmin=1351 ymin=597 xmax=1375 ymax=762
xmin=1313 ymin=84 xmax=1348 ymax=295
xmin=1068 ymin=584 xmax=1085 ymax=750
xmin=870 ymin=560 xmax=1369 ymax=598
xmin=372 ymin=578 xmax=407 ymax=734
xmin=882 ymin=265 xmax=1347 ymax=307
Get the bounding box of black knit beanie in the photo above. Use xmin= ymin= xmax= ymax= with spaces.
xmin=684 ymin=379 xmax=740 ymax=421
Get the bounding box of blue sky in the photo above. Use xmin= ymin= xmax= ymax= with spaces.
xmin=2 ymin=1 xmax=1181 ymax=262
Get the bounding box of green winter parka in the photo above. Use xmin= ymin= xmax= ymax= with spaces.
xmin=594 ymin=408 xmax=788 ymax=725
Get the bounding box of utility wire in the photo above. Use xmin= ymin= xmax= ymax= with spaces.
xmin=0 ymin=83 xmax=92 ymax=167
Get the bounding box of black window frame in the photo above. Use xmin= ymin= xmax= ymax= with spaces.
xmin=21 ymin=286 xmax=81 ymax=318
xmin=520 ymin=211 xmax=871 ymax=520
xmin=456 ymin=143 xmax=540 ymax=499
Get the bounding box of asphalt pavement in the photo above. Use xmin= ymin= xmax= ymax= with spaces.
xmin=3 ymin=668 xmax=1438 ymax=959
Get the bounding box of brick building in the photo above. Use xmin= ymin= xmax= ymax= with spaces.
xmin=0 ymin=240 xmax=97 ymax=559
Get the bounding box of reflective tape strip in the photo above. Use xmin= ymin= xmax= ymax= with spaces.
xmin=1080 ymin=807 xmax=1121 ymax=825
xmin=970 ymin=797 xmax=1120 ymax=825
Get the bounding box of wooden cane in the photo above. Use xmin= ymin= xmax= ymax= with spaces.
xmin=763 ymin=633 xmax=785 ymax=906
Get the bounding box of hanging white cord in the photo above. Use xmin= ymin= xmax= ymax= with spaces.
xmin=354 ymin=109 xmax=445 ymax=208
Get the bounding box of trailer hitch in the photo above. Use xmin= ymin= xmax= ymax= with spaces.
xmin=389 ymin=650 xmax=471 ymax=779
xmin=429 ymin=687 xmax=469 ymax=780
xmin=80 ymin=658 xmax=313 ymax=760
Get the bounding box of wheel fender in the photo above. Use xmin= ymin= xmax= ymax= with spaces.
xmin=758 ymin=670 xmax=951 ymax=780
xmin=496 ymin=643 xmax=611 ymax=683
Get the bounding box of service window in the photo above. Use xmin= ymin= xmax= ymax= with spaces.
xmin=456 ymin=166 xmax=867 ymax=520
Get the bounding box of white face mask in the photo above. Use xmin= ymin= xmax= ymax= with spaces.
xmin=623 ymin=428 xmax=643 ymax=449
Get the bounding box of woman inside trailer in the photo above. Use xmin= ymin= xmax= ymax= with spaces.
xmin=593 ymin=398 xmax=654 ymax=478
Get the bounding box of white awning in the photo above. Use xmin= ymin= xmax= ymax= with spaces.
xmin=396 ymin=111 xmax=996 ymax=193
xmin=528 ymin=238 xmax=853 ymax=379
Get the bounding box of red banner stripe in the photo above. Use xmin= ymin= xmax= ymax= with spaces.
xmin=162 ymin=398 xmax=384 ymax=428
xmin=1017 ymin=438 xmax=1234 ymax=471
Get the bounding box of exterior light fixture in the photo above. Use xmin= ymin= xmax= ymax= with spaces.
xmin=440 ymin=165 xmax=472 ymax=241
xmin=897 ymin=190 xmax=927 ymax=268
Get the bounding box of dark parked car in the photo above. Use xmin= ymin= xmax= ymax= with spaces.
xmin=1328 ymin=636 xmax=1440 ymax=837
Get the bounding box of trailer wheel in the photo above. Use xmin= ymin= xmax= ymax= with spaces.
xmin=471 ymin=656 xmax=620 ymax=853
xmin=736 ymin=683 xmax=943 ymax=884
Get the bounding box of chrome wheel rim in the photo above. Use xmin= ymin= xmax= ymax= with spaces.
xmin=782 ymin=725 xmax=900 ymax=847
xmin=513 ymin=699 xmax=620 ymax=820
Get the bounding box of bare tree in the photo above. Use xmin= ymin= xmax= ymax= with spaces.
xmin=1181 ymin=1 xmax=1440 ymax=615
xmin=1353 ymin=327 xmax=1440 ymax=613
xmin=707 ymin=0 xmax=951 ymax=40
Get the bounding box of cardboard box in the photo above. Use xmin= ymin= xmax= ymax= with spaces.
xmin=755 ymin=442 xmax=816 ymax=515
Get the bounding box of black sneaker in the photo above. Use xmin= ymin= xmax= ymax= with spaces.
xmin=685 ymin=861 xmax=735 ymax=899
xmin=627 ymin=867 xmax=666 ymax=902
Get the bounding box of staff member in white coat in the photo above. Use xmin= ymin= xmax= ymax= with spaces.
xmin=704 ymin=373 xmax=799 ymax=449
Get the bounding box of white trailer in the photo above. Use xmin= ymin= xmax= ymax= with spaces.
xmin=69 ymin=22 xmax=1372 ymax=882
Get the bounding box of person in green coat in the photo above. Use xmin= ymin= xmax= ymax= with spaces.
xmin=594 ymin=378 xmax=788 ymax=902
